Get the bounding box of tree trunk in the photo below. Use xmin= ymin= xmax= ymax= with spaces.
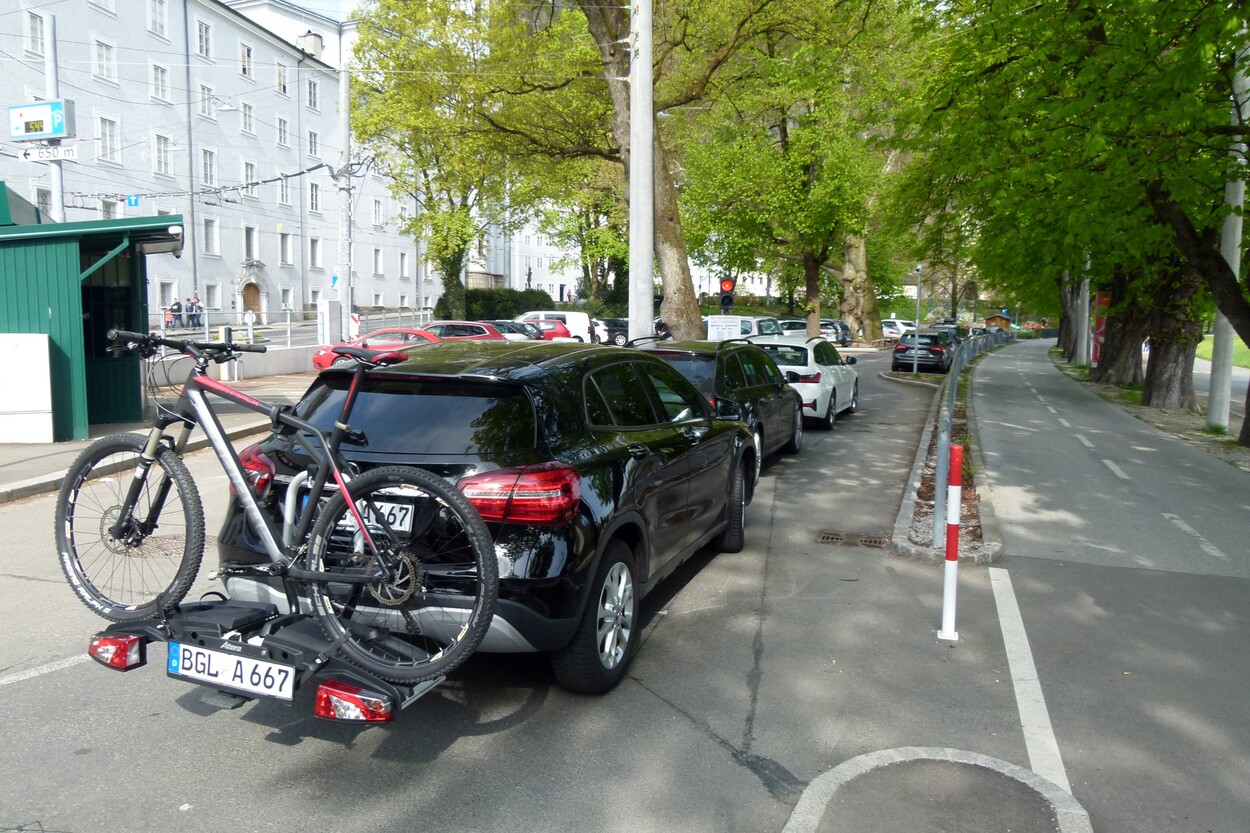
xmin=1057 ymin=274 xmax=1080 ymax=361
xmin=841 ymin=235 xmax=881 ymax=342
xmin=1141 ymin=262 xmax=1202 ymax=411
xmin=1089 ymin=266 xmax=1147 ymax=385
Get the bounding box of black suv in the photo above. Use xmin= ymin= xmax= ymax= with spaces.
xmin=217 ymin=341 xmax=754 ymax=694
xmin=891 ymin=330 xmax=955 ymax=373
xmin=635 ymin=339 xmax=803 ymax=484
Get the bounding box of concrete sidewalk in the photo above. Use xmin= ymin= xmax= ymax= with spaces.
xmin=0 ymin=372 xmax=317 ymax=504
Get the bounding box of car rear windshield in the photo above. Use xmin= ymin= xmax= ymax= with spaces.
xmin=650 ymin=353 xmax=716 ymax=397
xmin=756 ymin=344 xmax=808 ymax=367
xmin=900 ymin=334 xmax=943 ymax=346
xmin=294 ymin=376 xmax=538 ymax=454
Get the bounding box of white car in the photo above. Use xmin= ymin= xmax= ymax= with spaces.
xmin=591 ymin=318 xmax=609 ymax=344
xmin=750 ymin=334 xmax=859 ymax=429
xmin=881 ymin=318 xmax=916 ymax=340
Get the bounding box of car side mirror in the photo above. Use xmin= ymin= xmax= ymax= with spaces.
xmin=845 ymin=356 xmax=857 ymax=365
xmin=714 ymin=399 xmax=742 ymax=420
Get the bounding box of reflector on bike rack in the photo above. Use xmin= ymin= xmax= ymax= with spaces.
xmin=314 ymin=680 xmax=394 ymax=722
xmin=88 ymin=633 xmax=147 ymax=671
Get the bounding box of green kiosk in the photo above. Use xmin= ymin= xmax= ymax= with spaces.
xmin=0 ymin=183 xmax=184 ymax=440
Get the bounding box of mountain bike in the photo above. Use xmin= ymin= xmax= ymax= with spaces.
xmin=55 ymin=329 xmax=498 ymax=685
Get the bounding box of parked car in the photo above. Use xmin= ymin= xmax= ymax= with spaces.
xmin=216 ymin=341 xmax=756 ymax=694
xmin=532 ymin=319 xmax=574 ymax=340
xmin=820 ymin=319 xmax=854 ymax=347
xmin=750 ymin=335 xmax=859 ymax=430
xmin=516 ymin=310 xmax=596 ymax=343
xmin=932 ymin=322 xmax=968 ymax=344
xmin=484 ymin=320 xmax=542 ymax=341
xmin=312 ymin=328 xmax=441 ymax=370
xmin=777 ymin=318 xmax=809 ymax=335
xmin=636 ymin=339 xmax=803 ymax=484
xmin=601 ymin=317 xmax=630 ymax=346
xmin=891 ymin=330 xmax=954 ymax=373
xmin=420 ymin=320 xmax=508 ymax=341
xmin=881 ymin=318 xmax=916 ymax=341
xmin=591 ymin=318 xmax=609 ymax=344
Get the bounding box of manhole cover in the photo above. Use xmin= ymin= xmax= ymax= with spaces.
xmin=818 ymin=530 xmax=890 ymax=549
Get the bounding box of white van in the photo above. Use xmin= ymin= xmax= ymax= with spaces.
xmin=516 ymin=310 xmax=596 ymax=343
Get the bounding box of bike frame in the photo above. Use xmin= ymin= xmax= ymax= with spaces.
xmin=114 ymin=345 xmax=388 ymax=578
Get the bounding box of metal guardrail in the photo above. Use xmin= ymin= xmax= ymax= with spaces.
xmin=930 ymin=331 xmax=1013 ymax=548
xmin=147 ymin=308 xmax=435 ymax=346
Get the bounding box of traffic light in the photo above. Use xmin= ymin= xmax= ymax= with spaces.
xmin=719 ymin=276 xmax=736 ymax=310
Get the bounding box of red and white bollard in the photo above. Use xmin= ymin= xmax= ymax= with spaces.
xmin=937 ymin=444 xmax=964 ymax=642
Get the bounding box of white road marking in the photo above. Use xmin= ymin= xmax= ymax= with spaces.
xmin=1102 ymin=459 xmax=1130 ymax=480
xmin=1058 ymin=418 xmax=1072 ymax=428
xmin=1075 ymin=434 xmax=1094 ymax=448
xmin=1162 ymin=514 xmax=1229 ymax=559
xmin=990 ymin=568 xmax=1071 ymax=793
xmin=1036 ymin=395 xmax=1047 ymax=403
xmin=0 ymin=655 xmax=90 ymax=688
xmin=1046 ymin=406 xmax=1058 ymax=414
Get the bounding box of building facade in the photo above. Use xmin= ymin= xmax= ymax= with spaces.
xmin=2 ymin=0 xmax=433 ymax=327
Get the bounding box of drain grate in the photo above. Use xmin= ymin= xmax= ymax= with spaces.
xmin=818 ymin=530 xmax=890 ymax=549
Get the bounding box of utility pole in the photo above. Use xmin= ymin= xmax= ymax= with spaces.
xmin=44 ymin=15 xmax=65 ymax=222
xmin=1076 ymin=271 xmax=1091 ymax=366
xmin=335 ymin=64 xmax=355 ymax=339
xmin=1211 ymin=37 xmax=1249 ymax=431
xmin=628 ymin=0 xmax=654 ymax=340
xmin=913 ymin=264 xmax=922 ymax=374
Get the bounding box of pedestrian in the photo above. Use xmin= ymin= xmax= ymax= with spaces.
xmin=169 ymin=298 xmax=183 ymax=328
xmin=192 ymin=294 xmax=202 ymax=328
xmin=188 ymin=296 xmax=200 ymax=328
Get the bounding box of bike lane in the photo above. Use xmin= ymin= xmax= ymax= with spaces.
xmin=972 ymin=339 xmax=1250 ymax=832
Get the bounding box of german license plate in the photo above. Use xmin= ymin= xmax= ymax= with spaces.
xmin=167 ymin=642 xmax=295 ymax=700
xmin=304 ymin=494 xmax=414 ymax=534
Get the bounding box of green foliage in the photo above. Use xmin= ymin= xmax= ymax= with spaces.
xmin=463 ymin=288 xmax=556 ymax=320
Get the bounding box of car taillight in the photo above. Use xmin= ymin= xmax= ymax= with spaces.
xmin=233 ymin=444 xmax=275 ymax=498
xmin=458 ymin=463 xmax=581 ymax=525
xmin=794 ymin=372 xmax=821 ymax=383
xmin=314 ymin=680 xmax=394 ymax=722
xmin=88 ymin=633 xmax=146 ymax=670
xmin=929 ymin=346 xmax=946 ymax=354
xmin=894 ymin=344 xmax=908 ymax=352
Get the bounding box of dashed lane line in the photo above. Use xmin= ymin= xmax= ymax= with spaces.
xmin=1058 ymin=418 xmax=1072 ymax=428
xmin=1162 ymin=513 xmax=1229 ymax=559
xmin=0 ymin=655 xmax=89 ymax=688
xmin=1102 ymin=459 xmax=1130 ymax=480
xmin=1046 ymin=406 xmax=1058 ymax=414
xmin=1074 ymin=434 xmax=1094 ymax=448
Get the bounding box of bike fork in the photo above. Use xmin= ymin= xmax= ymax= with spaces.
xmin=107 ymin=425 xmax=189 ymax=541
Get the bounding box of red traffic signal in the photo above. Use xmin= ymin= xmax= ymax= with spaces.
xmin=719 ymin=277 xmax=736 ymax=293
xmin=719 ymin=276 xmax=736 ymax=310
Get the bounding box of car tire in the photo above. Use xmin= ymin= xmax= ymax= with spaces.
xmin=848 ymin=382 xmax=859 ymax=414
xmin=714 ymin=461 xmax=747 ymax=553
xmin=551 ymin=540 xmax=639 ymax=694
xmin=332 ymin=356 xmax=352 ymax=366
xmin=819 ymin=393 xmax=836 ymax=430
xmin=613 ymin=333 xmax=627 ymax=346
xmin=783 ymin=406 xmax=803 ymax=453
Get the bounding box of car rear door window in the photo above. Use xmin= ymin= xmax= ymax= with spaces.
xmin=639 ymin=362 xmax=706 ymax=423
xmin=587 ymin=363 xmax=659 ymax=427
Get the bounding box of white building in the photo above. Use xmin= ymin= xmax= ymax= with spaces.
xmin=1 ymin=0 xmax=433 ymax=327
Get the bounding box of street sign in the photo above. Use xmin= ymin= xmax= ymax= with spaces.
xmin=707 ymin=315 xmax=742 ymax=341
xmin=21 ymin=144 xmax=78 ymax=162
xmin=126 ymin=194 xmax=140 ymax=207
xmin=8 ymin=100 xmax=75 ymax=141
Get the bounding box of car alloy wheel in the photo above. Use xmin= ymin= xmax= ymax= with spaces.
xmin=595 ymin=561 xmax=634 ymax=670
xmin=784 ymin=406 xmax=803 ymax=453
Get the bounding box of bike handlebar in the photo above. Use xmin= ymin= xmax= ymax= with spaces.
xmin=108 ymin=328 xmax=267 ymax=357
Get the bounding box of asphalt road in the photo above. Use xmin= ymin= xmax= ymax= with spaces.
xmin=973 ymin=339 xmax=1250 ymax=832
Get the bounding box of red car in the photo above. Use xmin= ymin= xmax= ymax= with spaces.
xmin=533 ymin=319 xmax=573 ymax=340
xmin=312 ymin=328 xmax=441 ymax=370
xmin=419 ymin=321 xmax=508 ymax=341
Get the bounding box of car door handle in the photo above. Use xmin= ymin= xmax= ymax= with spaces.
xmin=627 ymin=444 xmax=651 ymax=459
xmin=680 ymin=425 xmax=709 ymax=440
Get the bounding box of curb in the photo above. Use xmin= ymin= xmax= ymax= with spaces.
xmin=0 ymin=419 xmax=272 ymax=506
xmin=780 ymin=746 xmax=1093 ymax=833
xmin=881 ymin=366 xmax=1003 ymax=565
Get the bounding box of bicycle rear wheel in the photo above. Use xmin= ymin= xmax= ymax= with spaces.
xmin=305 ymin=466 xmax=498 ymax=685
xmin=55 ymin=433 xmax=205 ymax=621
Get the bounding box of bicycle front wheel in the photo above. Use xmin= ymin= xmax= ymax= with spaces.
xmin=54 ymin=433 xmax=205 ymax=621
xmin=305 ymin=466 xmax=498 ymax=685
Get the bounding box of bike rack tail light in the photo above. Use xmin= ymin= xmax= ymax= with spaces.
xmin=314 ymin=680 xmax=394 ymax=723
xmin=88 ymin=633 xmax=147 ymax=671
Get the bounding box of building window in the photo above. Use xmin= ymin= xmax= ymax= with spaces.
xmin=399 ymin=251 xmax=409 ymax=278
xmin=205 ymin=284 xmax=220 ymax=310
xmin=34 ymin=187 xmax=51 ymax=216
xmin=278 ymin=174 xmax=291 ymax=205
xmin=280 ymin=232 xmax=293 ymax=265
xmin=148 ymin=0 xmax=167 ymax=37
xmin=201 ymin=148 xmax=216 ymax=186
xmin=25 ymin=12 xmax=45 ymax=56
xmin=196 ymin=21 xmax=211 ymax=58
xmin=150 ymin=64 xmax=170 ymax=101
xmin=373 ymin=199 xmax=384 ymax=226
xmin=399 ymin=294 xmax=409 ymax=308
xmin=97 ymin=116 xmax=120 ymax=163
xmin=199 ymin=85 xmax=216 ymax=119
xmin=276 ymin=63 xmax=288 ymax=95
xmin=101 ymin=199 xmax=119 ymax=219
xmin=240 ymin=102 xmax=255 ymax=134
xmin=309 ymin=182 xmax=320 ymax=213
xmin=240 ymin=43 xmax=254 ymax=78
xmin=399 ymin=205 xmax=409 ymax=222
xmin=309 ymin=237 xmax=322 ymax=269
xmin=280 ymin=287 xmax=293 ymax=310
xmin=154 ymin=133 xmax=173 ymax=176
xmin=93 ymin=39 xmax=117 ymax=82
xmin=373 ymin=292 xmax=383 ymax=306
xmin=243 ymin=225 xmax=258 ymax=261
xmin=89 ymin=0 xmax=115 ymax=11
xmin=243 ymin=161 xmax=257 ymax=197
xmin=202 ymin=217 xmax=219 ymax=255
xmin=159 ymin=281 xmax=175 ymax=309
xmin=308 ymin=130 xmax=319 ymax=157
xmin=373 ymin=248 xmax=383 ymax=275
xmin=310 ymin=288 xmax=321 ymax=306
xmin=277 ymin=118 xmax=288 ymax=147
xmin=306 ymin=79 xmax=319 ymax=110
